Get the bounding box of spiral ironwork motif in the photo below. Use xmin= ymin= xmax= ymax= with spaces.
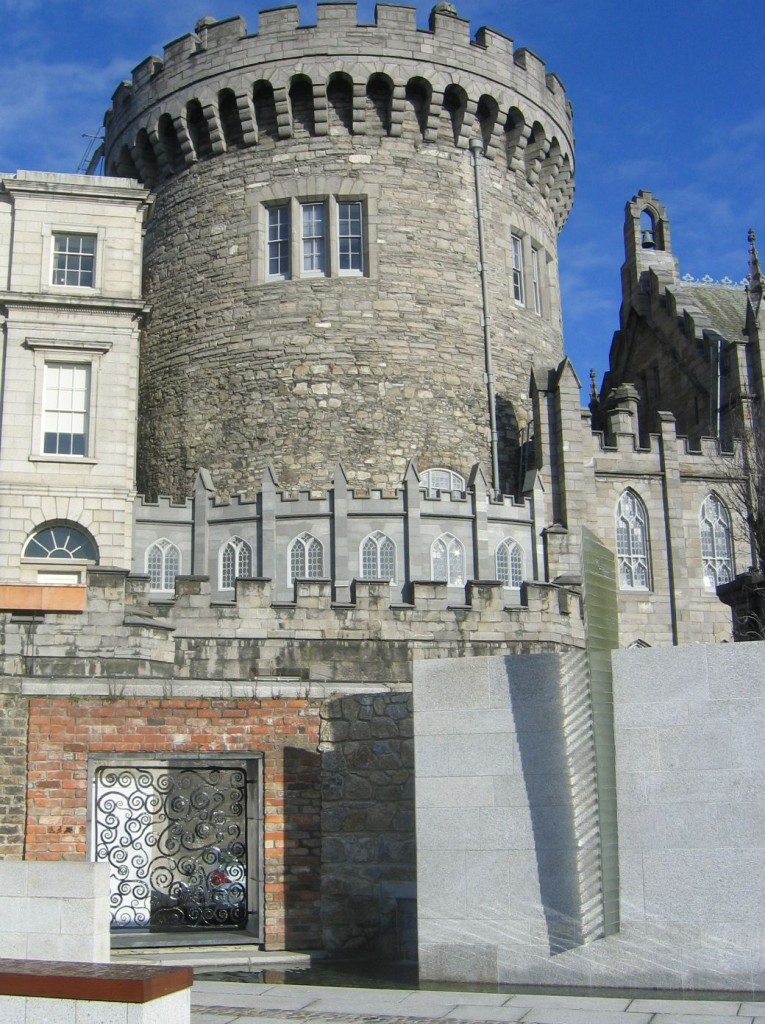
xmin=94 ymin=765 xmax=247 ymax=930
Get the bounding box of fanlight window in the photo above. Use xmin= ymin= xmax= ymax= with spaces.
xmin=420 ymin=468 xmax=466 ymax=494
xmin=220 ymin=537 xmax=253 ymax=590
xmin=23 ymin=523 xmax=97 ymax=562
xmin=146 ymin=538 xmax=181 ymax=592
xmin=699 ymin=494 xmax=733 ymax=588
xmin=615 ymin=490 xmax=651 ymax=591
xmin=496 ymin=538 xmax=524 ymax=588
xmin=289 ymin=532 xmax=324 ymax=582
xmin=431 ymin=533 xmax=465 ymax=586
xmin=360 ymin=532 xmax=396 ymax=582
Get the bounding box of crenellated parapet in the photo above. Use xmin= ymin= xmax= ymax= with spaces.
xmin=103 ymin=2 xmax=574 ymax=227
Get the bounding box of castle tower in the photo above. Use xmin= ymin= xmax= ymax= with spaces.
xmin=103 ymin=2 xmax=574 ymax=498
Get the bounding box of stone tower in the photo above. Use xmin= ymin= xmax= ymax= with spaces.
xmin=103 ymin=2 xmax=574 ymax=499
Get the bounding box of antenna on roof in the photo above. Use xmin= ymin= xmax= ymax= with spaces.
xmin=77 ymin=132 xmax=105 ymax=176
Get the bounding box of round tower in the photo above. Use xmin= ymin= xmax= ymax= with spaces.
xmin=104 ymin=2 xmax=574 ymax=498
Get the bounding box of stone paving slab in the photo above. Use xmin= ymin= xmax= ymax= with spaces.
xmin=629 ymin=1001 xmax=743 ymax=1016
xmin=649 ymin=1015 xmax=750 ymax=1024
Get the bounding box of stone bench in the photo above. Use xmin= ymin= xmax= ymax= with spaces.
xmin=0 ymin=959 xmax=193 ymax=1023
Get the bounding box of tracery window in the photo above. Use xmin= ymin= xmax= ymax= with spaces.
xmin=146 ymin=538 xmax=181 ymax=592
xmin=289 ymin=532 xmax=324 ymax=582
xmin=219 ymin=537 xmax=253 ymax=590
xmin=431 ymin=533 xmax=465 ymax=586
xmin=496 ymin=538 xmax=524 ymax=588
xmin=699 ymin=493 xmax=733 ymax=587
xmin=360 ymin=531 xmax=396 ymax=582
xmin=615 ymin=490 xmax=651 ymax=591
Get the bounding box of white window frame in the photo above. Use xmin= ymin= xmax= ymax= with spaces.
xmin=288 ymin=532 xmax=324 ymax=583
xmin=51 ymin=233 xmax=97 ymax=288
xmin=26 ymin=339 xmax=111 ymax=465
xmin=261 ymin=194 xmax=370 ymax=283
xmin=359 ymin=531 xmax=396 ymax=583
xmin=41 ymin=361 xmax=91 ymax=457
xmin=616 ymin=490 xmax=651 ymax=591
xmin=219 ymin=536 xmax=254 ymax=590
xmin=699 ymin=493 xmax=734 ymax=588
xmin=496 ymin=538 xmax=524 ymax=589
xmin=267 ymin=204 xmax=291 ymax=279
xmin=531 ymin=246 xmax=542 ymax=315
xmin=338 ymin=200 xmax=364 ymax=275
xmin=431 ymin=532 xmax=466 ymax=586
xmin=301 ymin=201 xmax=327 ymax=276
xmin=511 ymin=233 xmax=525 ymax=306
xmin=420 ymin=467 xmax=466 ymax=495
xmin=146 ymin=538 xmax=181 ymax=593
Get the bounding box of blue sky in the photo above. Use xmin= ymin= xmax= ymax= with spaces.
xmin=1 ymin=0 xmax=763 ymax=389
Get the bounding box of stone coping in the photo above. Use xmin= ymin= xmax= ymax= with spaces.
xmin=0 ymin=959 xmax=192 ymax=1003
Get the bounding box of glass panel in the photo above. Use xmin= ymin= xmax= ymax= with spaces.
xmin=302 ymin=203 xmax=326 ymax=274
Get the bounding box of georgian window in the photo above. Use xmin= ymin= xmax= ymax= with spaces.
xmin=52 ymin=234 xmax=96 ymax=287
xmin=431 ymin=533 xmax=466 ymax=586
xmin=360 ymin=531 xmax=396 ymax=582
xmin=616 ymin=490 xmax=651 ymax=591
xmin=511 ymin=234 xmax=525 ymax=305
xmin=289 ymin=532 xmax=324 ymax=582
xmin=42 ymin=362 xmax=90 ymax=456
xmin=264 ymin=196 xmax=367 ymax=281
xmin=23 ymin=523 xmax=98 ymax=562
xmin=699 ymin=493 xmax=733 ymax=587
xmin=496 ymin=538 xmax=524 ymax=588
xmin=301 ymin=202 xmax=327 ymax=274
xmin=420 ymin=468 xmax=466 ymax=494
xmin=219 ymin=537 xmax=253 ymax=590
xmin=338 ymin=201 xmax=364 ymax=274
xmin=146 ymin=538 xmax=181 ymax=592
xmin=267 ymin=205 xmax=290 ymax=278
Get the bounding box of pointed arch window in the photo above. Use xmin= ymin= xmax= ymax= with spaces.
xmin=616 ymin=490 xmax=651 ymax=591
xmin=496 ymin=538 xmax=524 ymax=589
xmin=289 ymin=532 xmax=324 ymax=582
xmin=146 ymin=538 xmax=181 ymax=592
xmin=360 ymin=532 xmax=396 ymax=582
xmin=431 ymin=533 xmax=465 ymax=586
xmin=699 ymin=493 xmax=733 ymax=587
xmin=219 ymin=537 xmax=253 ymax=590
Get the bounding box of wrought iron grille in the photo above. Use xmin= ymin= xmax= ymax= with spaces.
xmin=94 ymin=765 xmax=247 ymax=931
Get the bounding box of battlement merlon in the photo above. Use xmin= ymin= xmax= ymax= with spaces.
xmin=103 ymin=2 xmax=573 ymax=176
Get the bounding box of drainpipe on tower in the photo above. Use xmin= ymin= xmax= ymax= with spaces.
xmin=470 ymin=136 xmax=501 ymax=499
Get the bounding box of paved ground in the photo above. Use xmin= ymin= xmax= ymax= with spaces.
xmin=190 ymin=981 xmax=765 ymax=1024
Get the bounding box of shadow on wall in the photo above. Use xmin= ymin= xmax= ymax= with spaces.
xmin=282 ymin=746 xmax=323 ymax=950
xmin=503 ymin=652 xmax=602 ymax=954
xmin=495 ymin=395 xmax=521 ymax=494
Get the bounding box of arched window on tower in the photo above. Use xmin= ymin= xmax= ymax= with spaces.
xmin=420 ymin=468 xmax=465 ymax=495
xmin=615 ymin=490 xmax=651 ymax=591
xmin=360 ymin=531 xmax=396 ymax=582
xmin=431 ymin=533 xmax=465 ymax=586
xmin=146 ymin=538 xmax=181 ymax=592
xmin=219 ymin=537 xmax=253 ymax=590
xmin=699 ymin=493 xmax=733 ymax=588
xmin=289 ymin=532 xmax=324 ymax=582
xmin=496 ymin=538 xmax=524 ymax=589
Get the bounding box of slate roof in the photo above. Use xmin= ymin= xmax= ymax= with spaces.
xmin=686 ymin=283 xmax=748 ymax=342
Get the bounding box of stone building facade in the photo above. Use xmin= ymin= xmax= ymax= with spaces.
xmin=0 ymin=1 xmax=760 ymax=959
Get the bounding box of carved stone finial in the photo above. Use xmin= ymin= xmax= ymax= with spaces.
xmin=589 ymin=368 xmax=598 ymax=404
xmin=432 ymin=2 xmax=459 ymax=16
xmin=748 ymin=227 xmax=763 ymax=314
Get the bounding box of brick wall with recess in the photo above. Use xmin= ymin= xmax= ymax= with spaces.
xmin=24 ymin=697 xmax=322 ymax=949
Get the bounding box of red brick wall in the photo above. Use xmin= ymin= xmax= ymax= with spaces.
xmin=25 ymin=697 xmax=321 ymax=949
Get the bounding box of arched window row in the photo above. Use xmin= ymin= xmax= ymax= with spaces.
xmin=615 ymin=490 xmax=651 ymax=591
xmin=219 ymin=537 xmax=253 ymax=590
xmin=146 ymin=538 xmax=181 ymax=592
xmin=699 ymin=493 xmax=733 ymax=588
